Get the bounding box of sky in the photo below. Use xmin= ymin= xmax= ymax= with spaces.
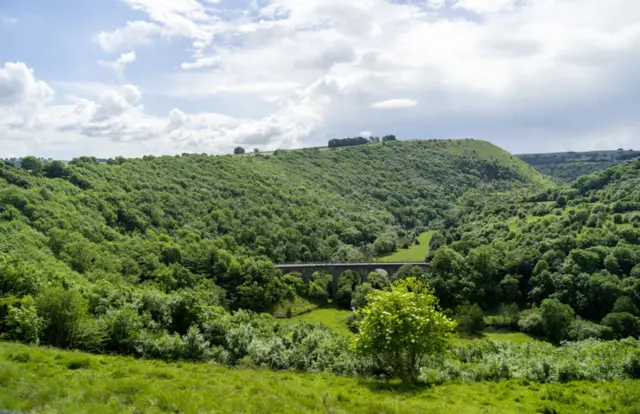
xmin=0 ymin=0 xmax=639 ymax=159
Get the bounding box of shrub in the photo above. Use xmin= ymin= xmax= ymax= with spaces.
xmin=36 ymin=287 xmax=89 ymax=348
xmin=352 ymin=278 xmax=456 ymax=382
xmin=183 ymin=325 xmax=211 ymax=361
xmin=455 ymin=303 xmax=485 ymax=335
xmin=613 ymin=296 xmax=638 ymax=315
xmin=0 ymin=254 xmax=43 ymax=297
xmin=540 ymin=299 xmax=575 ymax=343
xmin=623 ymin=351 xmax=640 ymax=379
xmin=569 ymin=319 xmax=613 ymax=341
xmin=518 ymin=308 xmax=544 ymax=336
xmin=3 ymin=297 xmax=42 ymax=344
xmin=601 ymin=312 xmax=640 ymax=339
xmin=105 ymin=307 xmax=143 ymax=353
xmin=351 ymin=283 xmax=374 ymax=309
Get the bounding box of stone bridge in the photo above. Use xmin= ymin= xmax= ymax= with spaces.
xmin=275 ymin=262 xmax=429 ymax=298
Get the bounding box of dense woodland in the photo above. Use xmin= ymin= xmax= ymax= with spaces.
xmin=518 ymin=149 xmax=640 ymax=182
xmin=0 ymin=139 xmax=639 ymax=383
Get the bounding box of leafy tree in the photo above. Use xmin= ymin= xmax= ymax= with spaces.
xmin=352 ymin=278 xmax=455 ymax=382
xmin=43 ymin=160 xmax=70 ymax=179
xmin=21 ymin=156 xmax=43 ymax=174
xmin=540 ymin=298 xmax=575 ymax=343
xmin=601 ymin=312 xmax=640 ymax=339
xmin=613 ymin=296 xmax=639 ymax=315
xmin=36 ymin=287 xmax=89 ymax=348
xmin=351 ymin=282 xmax=374 ymax=309
xmin=382 ymin=135 xmax=397 ymax=142
xmin=455 ymin=303 xmax=485 ymax=335
xmin=234 ymin=147 xmax=246 ymax=155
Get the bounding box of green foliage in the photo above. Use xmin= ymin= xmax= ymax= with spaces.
xmin=3 ymin=296 xmax=42 ymax=344
xmin=540 ymin=299 xmax=575 ymax=343
xmin=601 ymin=313 xmax=640 ymax=339
xmin=20 ymin=156 xmax=43 ymax=175
xmin=35 ymin=287 xmax=89 ymax=348
xmin=352 ymin=278 xmax=456 ymax=382
xmin=614 ymin=296 xmax=639 ymax=315
xmin=351 ymin=282 xmax=374 ymax=309
xmin=0 ymin=254 xmax=43 ymax=297
xmin=455 ymin=303 xmax=485 ymax=335
xmin=518 ymin=150 xmax=640 ymax=182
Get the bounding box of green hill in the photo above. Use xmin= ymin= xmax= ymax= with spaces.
xmin=517 ymin=149 xmax=640 ymax=182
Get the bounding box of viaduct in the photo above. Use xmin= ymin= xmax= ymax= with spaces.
xmin=275 ymin=262 xmax=429 ymax=299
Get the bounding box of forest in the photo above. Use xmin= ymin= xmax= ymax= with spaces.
xmin=0 ymin=139 xmax=639 ymax=412
xmin=518 ymin=149 xmax=640 ymax=182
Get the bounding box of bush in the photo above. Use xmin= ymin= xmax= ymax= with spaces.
xmin=351 ymin=283 xmax=374 ymax=309
xmin=518 ymin=308 xmax=544 ymax=336
xmin=456 ymin=303 xmax=485 ymax=335
xmin=623 ymin=351 xmax=640 ymax=379
xmin=352 ymin=278 xmax=456 ymax=382
xmin=540 ymin=299 xmax=575 ymax=343
xmin=105 ymin=307 xmax=143 ymax=353
xmin=613 ymin=296 xmax=638 ymax=315
xmin=568 ymin=319 xmax=613 ymax=341
xmin=3 ymin=297 xmax=42 ymax=344
xmin=183 ymin=325 xmax=211 ymax=361
xmin=0 ymin=254 xmax=43 ymax=297
xmin=601 ymin=312 xmax=640 ymax=339
xmin=36 ymin=287 xmax=89 ymax=348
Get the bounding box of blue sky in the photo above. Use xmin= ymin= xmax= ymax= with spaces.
xmin=1 ymin=0 xmax=639 ymax=158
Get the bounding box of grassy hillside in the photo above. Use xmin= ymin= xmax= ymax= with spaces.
xmin=1 ymin=342 xmax=639 ymax=414
xmin=517 ymin=149 xmax=640 ymax=182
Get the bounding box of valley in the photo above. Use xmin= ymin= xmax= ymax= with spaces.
xmin=1 ymin=139 xmax=639 ymax=412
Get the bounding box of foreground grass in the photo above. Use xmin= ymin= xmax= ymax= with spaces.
xmin=279 ymin=304 xmax=353 ymax=335
xmin=377 ymin=231 xmax=435 ymax=262
xmin=0 ymin=342 xmax=639 ymax=414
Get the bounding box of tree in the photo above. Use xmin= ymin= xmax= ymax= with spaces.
xmin=234 ymin=147 xmax=246 ymax=155
xmin=21 ymin=156 xmax=43 ymax=174
xmin=613 ymin=296 xmax=639 ymax=315
xmin=601 ymin=312 xmax=640 ymax=339
xmin=253 ymin=148 xmax=260 ymax=154
xmin=43 ymin=160 xmax=70 ymax=179
xmin=351 ymin=278 xmax=455 ymax=382
xmin=351 ymin=282 xmax=374 ymax=309
xmin=382 ymin=135 xmax=397 ymax=142
xmin=540 ymin=298 xmax=575 ymax=343
xmin=455 ymin=302 xmax=485 ymax=335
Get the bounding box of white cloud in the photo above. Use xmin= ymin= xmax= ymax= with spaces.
xmin=453 ymin=0 xmax=521 ymax=14
xmin=5 ymin=0 xmax=640 ymax=157
xmin=96 ymin=21 xmax=163 ymax=53
xmin=0 ymin=62 xmax=54 ymax=107
xmin=371 ymin=99 xmax=418 ymax=109
xmin=99 ymin=51 xmax=137 ymax=77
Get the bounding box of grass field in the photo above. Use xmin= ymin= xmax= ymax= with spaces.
xmin=0 ymin=341 xmax=638 ymax=413
xmin=377 ymin=231 xmax=435 ymax=262
xmin=279 ymin=304 xmax=353 ymax=336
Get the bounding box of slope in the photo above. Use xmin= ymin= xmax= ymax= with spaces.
xmin=517 ymin=149 xmax=640 ymax=183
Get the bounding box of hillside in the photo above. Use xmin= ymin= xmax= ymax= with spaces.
xmin=517 ymin=149 xmax=640 ymax=182
xmin=0 ymin=139 xmax=546 ymax=302
xmin=426 ymin=158 xmax=640 ymax=326
xmin=1 ymin=139 xmax=640 ymax=412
